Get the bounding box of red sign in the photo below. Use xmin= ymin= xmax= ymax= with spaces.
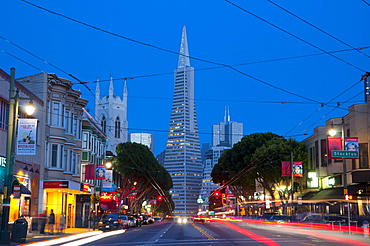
xmin=282 ymin=161 xmax=303 ymax=177
xmin=81 ymin=183 xmax=91 ymax=193
xmin=13 ymin=185 xmax=20 ymax=199
xmin=328 ymin=137 xmax=342 ymax=159
xmin=43 ymin=181 xmax=69 ymax=189
xmin=96 ymin=164 xmax=106 ymax=180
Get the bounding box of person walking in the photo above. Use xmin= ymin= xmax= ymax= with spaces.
xmin=59 ymin=212 xmax=66 ymax=234
xmin=48 ymin=209 xmax=55 ymax=235
xmin=39 ymin=210 xmax=47 ymax=234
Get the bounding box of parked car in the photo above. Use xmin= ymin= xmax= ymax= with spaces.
xmin=127 ymin=215 xmax=138 ymax=227
xmin=97 ymin=213 xmax=124 ymax=231
xmin=268 ymin=215 xmax=291 ymax=223
xmin=257 ymin=212 xmax=279 ymax=221
xmin=153 ymin=217 xmax=162 ymax=222
xmin=119 ymin=215 xmax=131 ymax=229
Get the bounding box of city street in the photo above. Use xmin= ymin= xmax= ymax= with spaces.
xmin=75 ymin=220 xmax=370 ymax=246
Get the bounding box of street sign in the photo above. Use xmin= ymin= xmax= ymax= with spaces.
xmin=332 ymin=150 xmax=359 ymax=158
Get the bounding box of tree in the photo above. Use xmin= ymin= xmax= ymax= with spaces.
xmin=211 ymin=132 xmax=307 ymax=204
xmin=115 ymin=142 xmax=173 ymax=215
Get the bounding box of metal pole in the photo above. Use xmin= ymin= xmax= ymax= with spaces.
xmin=0 ymin=68 xmax=16 ymax=244
xmin=341 ymin=118 xmax=350 ymax=233
xmin=291 ymin=151 xmax=294 ymax=213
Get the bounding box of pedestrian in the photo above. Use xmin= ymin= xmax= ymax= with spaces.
xmin=59 ymin=212 xmax=66 ymax=234
xmin=48 ymin=209 xmax=55 ymax=235
xmin=39 ymin=210 xmax=47 ymax=234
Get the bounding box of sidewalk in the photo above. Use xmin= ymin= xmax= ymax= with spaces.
xmin=10 ymin=228 xmax=94 ymax=246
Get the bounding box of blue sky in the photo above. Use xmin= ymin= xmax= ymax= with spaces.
xmin=2 ymin=1 xmax=369 ymax=156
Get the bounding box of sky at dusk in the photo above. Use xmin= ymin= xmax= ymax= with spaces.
xmin=1 ymin=1 xmax=369 ymax=156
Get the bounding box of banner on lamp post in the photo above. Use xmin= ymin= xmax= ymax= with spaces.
xmin=96 ymin=164 xmax=106 ymax=180
xmin=282 ymin=161 xmax=303 ymax=177
xmin=328 ymin=137 xmax=343 ymax=159
xmin=16 ymin=119 xmax=37 ymax=155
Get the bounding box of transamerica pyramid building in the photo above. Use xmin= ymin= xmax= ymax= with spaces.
xmin=164 ymin=26 xmax=203 ymax=217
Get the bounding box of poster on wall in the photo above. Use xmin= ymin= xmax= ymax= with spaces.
xmin=96 ymin=164 xmax=106 ymax=180
xmin=16 ymin=119 xmax=37 ymax=155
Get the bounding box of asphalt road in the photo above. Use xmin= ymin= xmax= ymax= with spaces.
xmin=79 ymin=220 xmax=370 ymax=246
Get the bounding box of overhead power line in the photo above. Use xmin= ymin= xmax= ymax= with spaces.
xmin=20 ymin=0 xmax=326 ymax=105
xmin=266 ymin=0 xmax=370 ymax=60
xmin=224 ymin=0 xmax=367 ymax=73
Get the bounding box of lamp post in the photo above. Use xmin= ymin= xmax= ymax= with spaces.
xmin=328 ymin=117 xmax=351 ymax=233
xmin=0 ymin=68 xmax=35 ymax=244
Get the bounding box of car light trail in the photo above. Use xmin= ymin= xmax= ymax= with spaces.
xmin=221 ymin=221 xmax=279 ymax=246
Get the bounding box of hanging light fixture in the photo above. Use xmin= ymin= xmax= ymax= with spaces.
xmin=25 ymin=100 xmax=35 ymax=115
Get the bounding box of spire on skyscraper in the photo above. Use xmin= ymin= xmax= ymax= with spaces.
xmin=177 ymin=25 xmax=190 ymax=68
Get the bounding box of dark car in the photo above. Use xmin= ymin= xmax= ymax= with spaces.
xmin=97 ymin=213 xmax=124 ymax=231
xmin=268 ymin=215 xmax=291 ymax=223
xmin=257 ymin=212 xmax=279 ymax=221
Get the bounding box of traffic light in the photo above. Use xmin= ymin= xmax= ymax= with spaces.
xmin=157 ymin=195 xmax=163 ymax=202
xmin=214 ymin=191 xmax=220 ymax=196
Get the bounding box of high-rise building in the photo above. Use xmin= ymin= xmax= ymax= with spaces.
xmin=199 ymin=145 xmax=231 ymax=210
xmin=95 ymin=75 xmax=128 ymax=155
xmin=212 ymin=107 xmax=243 ymax=147
xmin=130 ymin=133 xmax=155 ymax=154
xmin=164 ymin=26 xmax=203 ymax=217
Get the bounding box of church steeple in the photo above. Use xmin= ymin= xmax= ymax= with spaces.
xmin=177 ymin=25 xmax=190 ymax=68
xmin=109 ymin=73 xmax=114 ymax=98
xmin=123 ymin=78 xmax=128 ymax=106
xmin=95 ymin=76 xmax=100 ymax=118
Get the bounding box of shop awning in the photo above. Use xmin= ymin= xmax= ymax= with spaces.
xmin=0 ymin=175 xmax=31 ymax=195
xmin=308 ymin=184 xmax=366 ymax=201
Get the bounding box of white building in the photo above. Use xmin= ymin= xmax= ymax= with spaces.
xmin=95 ymin=75 xmax=128 ymax=155
xmin=130 ymin=133 xmax=154 ymax=154
xmin=212 ymin=107 xmax=243 ymax=147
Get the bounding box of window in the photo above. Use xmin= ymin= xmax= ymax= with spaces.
xmin=72 ymin=153 xmax=76 ymax=174
xmin=70 ymin=113 xmax=74 ymax=134
xmin=73 ymin=118 xmax=77 ymax=137
xmin=101 ymin=115 xmax=106 ymax=133
xmin=115 ymin=117 xmax=120 ymax=138
xmin=63 ymin=148 xmax=68 ymax=170
xmin=359 ymin=143 xmax=369 ymax=169
xmin=82 ymin=132 xmax=88 ymax=149
xmin=64 ymin=110 xmax=70 ymax=133
xmin=60 ymin=145 xmax=64 ymax=169
xmin=52 ymin=102 xmax=60 ymax=126
xmin=61 ymin=105 xmax=65 ymax=127
xmin=51 ymin=144 xmax=58 ymax=167
xmin=0 ymin=100 xmax=8 ymax=130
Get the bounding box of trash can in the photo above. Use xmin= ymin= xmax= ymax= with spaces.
xmin=10 ymin=218 xmax=28 ymax=243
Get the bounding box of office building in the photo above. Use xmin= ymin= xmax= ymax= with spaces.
xmin=164 ymin=26 xmax=203 ymax=217
xmin=212 ymin=107 xmax=243 ymax=147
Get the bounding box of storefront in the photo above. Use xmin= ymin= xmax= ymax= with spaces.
xmin=43 ymin=180 xmax=91 ymax=228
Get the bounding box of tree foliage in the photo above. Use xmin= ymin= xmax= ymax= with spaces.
xmin=211 ymin=132 xmax=307 ymax=202
xmin=115 ymin=142 xmax=173 ymax=214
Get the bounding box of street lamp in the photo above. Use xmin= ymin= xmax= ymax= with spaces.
xmin=0 ymin=68 xmax=35 ymax=244
xmin=328 ymin=118 xmax=347 ymax=195
xmin=328 ymin=117 xmax=352 ymax=233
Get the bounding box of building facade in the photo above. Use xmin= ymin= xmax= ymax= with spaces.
xmin=95 ymin=75 xmax=128 ymax=155
xmin=303 ymin=97 xmax=370 ymax=216
xmin=0 ymin=69 xmax=44 ymax=222
xmin=17 ymin=72 xmax=91 ymax=228
xmin=130 ymin=133 xmax=154 ymax=154
xmin=199 ymin=145 xmax=231 ymax=210
xmin=164 ymin=26 xmax=203 ymax=217
xmin=212 ymin=108 xmax=243 ymax=147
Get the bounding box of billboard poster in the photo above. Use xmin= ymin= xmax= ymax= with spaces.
xmin=293 ymin=161 xmax=303 ymax=177
xmin=282 ymin=161 xmax=303 ymax=177
xmin=16 ymin=119 xmax=37 ymax=155
xmin=96 ymin=164 xmax=106 ymax=180
xmin=328 ymin=137 xmax=342 ymax=159
xmin=85 ymin=164 xmax=95 ymax=180
xmin=281 ymin=161 xmax=291 ymax=177
xmin=105 ymin=170 xmax=113 ymax=182
xmin=344 ymin=137 xmax=359 ymax=151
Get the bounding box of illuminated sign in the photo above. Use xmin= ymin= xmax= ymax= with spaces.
xmin=43 ymin=181 xmax=69 ymax=189
xmin=0 ymin=157 xmax=6 ymax=167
